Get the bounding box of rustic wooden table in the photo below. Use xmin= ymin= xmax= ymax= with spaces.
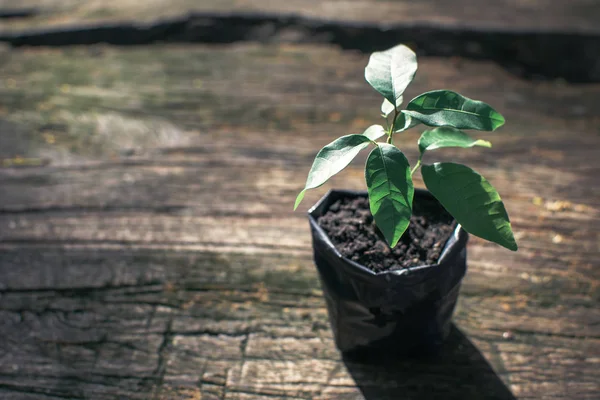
xmin=0 ymin=2 xmax=599 ymax=399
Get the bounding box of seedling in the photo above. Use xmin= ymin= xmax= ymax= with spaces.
xmin=295 ymin=44 xmax=517 ymax=251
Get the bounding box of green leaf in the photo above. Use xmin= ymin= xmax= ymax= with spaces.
xmin=365 ymin=144 xmax=414 ymax=247
xmin=381 ymin=97 xmax=402 ymax=117
xmin=362 ymin=124 xmax=386 ymax=141
xmin=393 ymin=111 xmax=421 ymax=133
xmin=294 ymin=134 xmax=372 ymax=210
xmin=422 ymin=162 xmax=517 ymax=251
xmin=405 ymin=90 xmax=505 ymax=131
xmin=365 ymin=44 xmax=417 ymax=106
xmin=418 ymin=127 xmax=491 ymax=155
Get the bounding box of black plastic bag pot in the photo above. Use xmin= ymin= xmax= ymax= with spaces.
xmin=308 ymin=189 xmax=469 ymax=356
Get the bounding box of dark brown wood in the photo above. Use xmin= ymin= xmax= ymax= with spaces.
xmin=3 ymin=1 xmax=600 ymax=84
xmin=1 ymin=0 xmax=599 ymax=32
xmin=0 ymin=43 xmax=599 ymax=399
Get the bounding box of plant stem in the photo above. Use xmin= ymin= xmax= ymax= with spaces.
xmin=387 ymin=108 xmax=399 ymax=145
xmin=411 ymin=158 xmax=422 ymax=176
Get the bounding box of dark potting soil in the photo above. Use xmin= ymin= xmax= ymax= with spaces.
xmin=317 ymin=195 xmax=455 ymax=272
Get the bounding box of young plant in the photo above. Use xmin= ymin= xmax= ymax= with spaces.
xmin=295 ymin=44 xmax=517 ymax=251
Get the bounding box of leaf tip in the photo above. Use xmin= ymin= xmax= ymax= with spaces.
xmin=476 ymin=139 xmax=492 ymax=148
xmin=492 ymin=112 xmax=506 ymax=130
xmin=505 ymin=233 xmax=518 ymax=252
xmin=294 ymin=191 xmax=305 ymax=211
xmin=502 ymin=221 xmax=518 ymax=251
xmin=387 ymin=221 xmax=410 ymax=249
xmin=389 ymin=236 xmax=401 ymax=249
xmin=501 ymin=240 xmax=518 ymax=252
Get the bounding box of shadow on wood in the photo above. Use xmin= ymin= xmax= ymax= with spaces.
xmin=343 ymin=325 xmax=516 ymax=400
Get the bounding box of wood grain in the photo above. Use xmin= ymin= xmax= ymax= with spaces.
xmin=1 ymin=0 xmax=599 ymax=32
xmin=0 ymin=43 xmax=599 ymax=399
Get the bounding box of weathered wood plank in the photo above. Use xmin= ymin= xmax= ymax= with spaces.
xmin=0 ymin=247 xmax=598 ymax=399
xmin=0 ymin=45 xmax=598 ymax=284
xmin=1 ymin=1 xmax=599 ymax=82
xmin=0 ymin=43 xmax=599 ymax=399
xmin=1 ymin=0 xmax=599 ymax=32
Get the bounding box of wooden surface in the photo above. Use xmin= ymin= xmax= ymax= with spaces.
xmin=2 ymin=1 xmax=599 ymax=83
xmin=1 ymin=0 xmax=599 ymax=32
xmin=0 ymin=42 xmax=599 ymax=399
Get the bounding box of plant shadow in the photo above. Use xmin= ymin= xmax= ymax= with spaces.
xmin=343 ymin=324 xmax=517 ymax=400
